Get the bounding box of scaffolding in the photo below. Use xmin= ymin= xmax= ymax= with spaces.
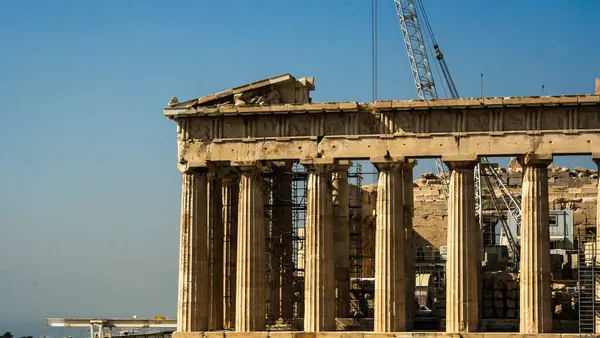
xmin=221 ymin=158 xmax=600 ymax=334
xmin=577 ymin=234 xmax=599 ymax=336
xmin=257 ymin=162 xmax=373 ymax=328
xmin=290 ymin=163 xmax=308 ymax=326
xmin=348 ymin=163 xmax=367 ymax=317
xmin=261 ymin=163 xmax=308 ymax=330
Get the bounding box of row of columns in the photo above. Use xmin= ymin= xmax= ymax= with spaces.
xmin=176 ymin=153 xmax=598 ymax=334
xmin=447 ymin=153 xmax=600 ymax=334
xmin=443 ymin=154 xmax=555 ymax=334
xmin=175 ymin=159 xmax=371 ymax=333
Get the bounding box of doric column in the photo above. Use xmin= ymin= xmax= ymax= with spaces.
xmin=208 ymin=170 xmax=224 ymax=330
xmin=234 ymin=162 xmax=267 ymax=331
xmin=444 ymin=156 xmax=479 ymax=333
xmin=177 ymin=168 xmax=209 ymax=332
xmin=519 ymin=153 xmax=552 ymax=334
xmin=372 ymin=157 xmax=406 ymax=332
xmin=302 ymin=160 xmax=335 ymax=332
xmin=594 ymin=154 xmax=600 ymax=241
xmin=222 ymin=174 xmax=239 ymax=330
xmin=332 ymin=160 xmax=351 ymax=319
xmin=594 ymin=154 xmax=600 ymax=333
xmin=270 ymin=162 xmax=294 ymax=320
xmin=403 ymin=159 xmax=416 ymax=331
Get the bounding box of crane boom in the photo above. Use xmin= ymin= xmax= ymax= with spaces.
xmin=394 ymin=0 xmax=438 ymax=101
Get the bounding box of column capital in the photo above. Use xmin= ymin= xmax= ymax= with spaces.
xmin=331 ymin=159 xmax=352 ymax=172
xmin=518 ymin=153 xmax=553 ymax=168
xmin=371 ymin=156 xmax=408 ymax=171
xmin=402 ymin=159 xmax=417 ymax=170
xmin=301 ymin=158 xmax=334 ymax=171
xmin=231 ymin=160 xmax=269 ymax=173
xmin=442 ymin=154 xmax=478 ymax=169
xmin=209 ymin=162 xmax=244 ymax=180
xmin=269 ymin=160 xmax=295 ymax=172
xmin=183 ymin=166 xmax=209 ymax=175
xmin=179 ymin=159 xmax=209 ymax=174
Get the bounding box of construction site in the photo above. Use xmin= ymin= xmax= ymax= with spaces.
xmin=161 ymin=1 xmax=600 ymax=337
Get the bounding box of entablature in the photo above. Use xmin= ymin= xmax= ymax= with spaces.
xmin=167 ymin=96 xmax=600 ymax=142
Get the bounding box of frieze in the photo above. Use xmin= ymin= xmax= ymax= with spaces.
xmin=172 ymin=100 xmax=600 ymax=142
xmin=578 ymin=106 xmax=600 ymax=130
xmin=467 ymin=109 xmax=488 ymax=133
xmin=429 ymin=109 xmax=454 ymax=133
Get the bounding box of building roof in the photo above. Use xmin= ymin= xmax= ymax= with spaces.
xmin=167 ymin=73 xmax=314 ymax=109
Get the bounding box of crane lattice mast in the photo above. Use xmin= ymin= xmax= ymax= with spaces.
xmin=394 ymin=0 xmax=437 ymax=101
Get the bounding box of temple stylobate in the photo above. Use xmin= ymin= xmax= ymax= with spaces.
xmin=163 ymin=73 xmax=600 ymax=337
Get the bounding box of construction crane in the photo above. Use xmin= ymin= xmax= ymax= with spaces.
xmin=393 ymin=0 xmax=455 ymax=200
xmin=393 ymin=0 xmax=522 ymax=266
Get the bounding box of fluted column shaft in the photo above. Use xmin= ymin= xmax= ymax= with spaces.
xmin=519 ymin=154 xmax=552 ymax=334
xmin=222 ymin=175 xmax=239 ymax=330
xmin=177 ymin=169 xmax=209 ymax=332
xmin=270 ymin=163 xmax=294 ymax=320
xmin=235 ymin=165 xmax=267 ymax=331
xmin=208 ymin=172 xmax=224 ymax=330
xmin=445 ymin=159 xmax=479 ymax=333
xmin=594 ymin=156 xmax=600 ymax=333
xmin=594 ymin=157 xmax=600 ymax=238
xmin=332 ymin=162 xmax=351 ymax=319
xmin=402 ymin=160 xmax=416 ymax=331
xmin=304 ymin=163 xmax=335 ymax=332
xmin=373 ymin=161 xmax=406 ymax=332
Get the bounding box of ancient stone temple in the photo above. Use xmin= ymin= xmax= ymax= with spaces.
xmin=163 ymin=73 xmax=600 ymax=337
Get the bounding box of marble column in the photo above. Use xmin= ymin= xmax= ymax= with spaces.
xmin=222 ymin=174 xmax=239 ymax=330
xmin=303 ymin=162 xmax=335 ymax=332
xmin=373 ymin=159 xmax=406 ymax=332
xmin=271 ymin=162 xmax=295 ymax=320
xmin=403 ymin=160 xmax=416 ymax=331
xmin=594 ymin=154 xmax=600 ymax=333
xmin=332 ymin=161 xmax=351 ymax=319
xmin=444 ymin=157 xmax=479 ymax=333
xmin=519 ymin=153 xmax=552 ymax=334
xmin=208 ymin=171 xmax=224 ymax=330
xmin=176 ymin=169 xmax=209 ymax=332
xmin=594 ymin=155 xmax=600 ymax=239
xmin=235 ymin=163 xmax=267 ymax=331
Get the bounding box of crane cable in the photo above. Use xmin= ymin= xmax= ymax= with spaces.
xmin=415 ymin=0 xmax=437 ymax=46
xmin=415 ymin=0 xmax=459 ymax=98
xmin=414 ymin=0 xmax=448 ymax=98
xmin=372 ymin=0 xmax=378 ymax=102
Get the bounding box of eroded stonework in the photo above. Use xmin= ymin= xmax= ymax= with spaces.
xmin=166 ymin=76 xmax=600 ymax=169
xmin=165 ymin=74 xmax=600 ymax=335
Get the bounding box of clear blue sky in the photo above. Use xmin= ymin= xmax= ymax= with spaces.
xmin=1 ymin=1 xmax=599 ymax=336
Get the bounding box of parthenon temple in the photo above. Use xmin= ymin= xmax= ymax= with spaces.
xmin=163 ymin=74 xmax=600 ymax=337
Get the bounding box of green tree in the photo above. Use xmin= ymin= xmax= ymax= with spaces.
xmin=1 ymin=332 xmax=13 ymax=338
